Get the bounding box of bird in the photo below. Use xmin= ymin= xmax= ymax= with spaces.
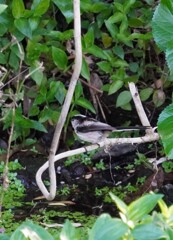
xmin=71 ymin=114 xmax=150 ymax=144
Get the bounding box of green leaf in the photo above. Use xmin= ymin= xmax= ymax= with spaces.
xmin=152 ymin=2 xmax=173 ymax=50
xmin=52 ymin=0 xmax=73 ymax=23
xmin=158 ymin=103 xmax=173 ymax=159
xmin=166 ymin=48 xmax=173 ymax=74
xmin=60 ymin=220 xmax=80 ymax=240
xmin=10 ymin=220 xmax=53 ymax=240
xmin=9 ymin=51 xmax=19 ymax=70
xmin=0 ymin=4 xmax=7 ymax=15
xmin=89 ymin=213 xmax=128 ymax=240
xmin=127 ymin=193 xmax=163 ymax=221
xmin=30 ymin=120 xmax=47 ymax=132
xmin=109 ymin=193 xmax=128 ymax=214
xmin=83 ymin=27 xmax=94 ymax=48
xmin=29 ymin=17 xmax=40 ymax=31
xmin=29 ymin=65 xmax=44 ymax=86
xmin=105 ymin=20 xmax=118 ymax=39
xmin=52 ymin=46 xmax=68 ymax=70
xmin=74 ymin=82 xmax=83 ymax=100
xmin=101 ymin=33 xmax=112 ymax=48
xmin=87 ymin=45 xmax=108 ymax=60
xmin=47 ymin=81 xmax=66 ymax=104
xmin=140 ymin=87 xmax=153 ymax=101
xmin=31 ymin=0 xmax=50 ymax=16
xmin=76 ymin=97 xmax=96 ymax=114
xmin=12 ymin=0 xmax=25 ymax=18
xmin=132 ymin=223 xmax=166 ymax=240
xmin=113 ymin=46 xmax=124 ymax=59
xmin=14 ymin=19 xmax=32 ymax=39
xmin=39 ymin=108 xmax=60 ymax=123
xmin=116 ymin=91 xmax=132 ymax=108
xmin=81 ymin=57 xmax=90 ymax=81
xmin=108 ymin=80 xmax=123 ymax=95
xmin=97 ymin=61 xmax=112 ymax=73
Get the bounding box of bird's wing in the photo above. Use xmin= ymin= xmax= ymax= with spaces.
xmin=77 ymin=121 xmax=115 ymax=133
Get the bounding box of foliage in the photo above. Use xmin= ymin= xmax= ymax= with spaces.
xmin=152 ymin=1 xmax=173 ymax=159
xmin=0 ymin=160 xmax=26 ymax=233
xmin=0 ymin=160 xmax=25 ymax=209
xmin=2 ymin=192 xmax=173 ymax=240
xmin=0 ymin=0 xmax=164 ymax=144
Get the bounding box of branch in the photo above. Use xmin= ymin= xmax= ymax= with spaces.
xmin=36 ymin=132 xmax=159 ymax=195
xmin=36 ymin=0 xmax=82 ymax=200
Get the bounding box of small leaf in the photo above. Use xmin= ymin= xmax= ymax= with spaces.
xmin=31 ymin=0 xmax=50 ymax=17
xmin=140 ymin=87 xmax=153 ymax=101
xmin=83 ymin=27 xmax=94 ymax=48
xmin=12 ymin=0 xmax=25 ymax=18
xmin=108 ymin=80 xmax=123 ymax=95
xmin=74 ymin=82 xmax=83 ymax=100
xmin=101 ymin=32 xmax=112 ymax=48
xmin=87 ymin=45 xmax=108 ymax=60
xmin=81 ymin=57 xmax=90 ymax=81
xmin=29 ymin=65 xmax=44 ymax=86
xmin=76 ymin=97 xmax=96 ymax=114
xmin=116 ymin=91 xmax=132 ymax=108
xmin=52 ymin=46 xmax=68 ymax=70
xmin=113 ymin=46 xmax=124 ymax=59
xmin=14 ymin=19 xmax=32 ymax=39
xmin=97 ymin=61 xmax=112 ymax=73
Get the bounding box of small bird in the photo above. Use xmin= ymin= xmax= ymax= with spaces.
xmin=71 ymin=114 xmax=150 ymax=144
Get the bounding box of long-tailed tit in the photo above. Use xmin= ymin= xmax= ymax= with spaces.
xmin=71 ymin=114 xmax=150 ymax=144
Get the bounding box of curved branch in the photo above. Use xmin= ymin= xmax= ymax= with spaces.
xmin=36 ymin=132 xmax=159 ymax=192
xmin=36 ymin=0 xmax=82 ymax=200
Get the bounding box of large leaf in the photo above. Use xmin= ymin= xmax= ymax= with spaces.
xmin=158 ymin=103 xmax=173 ymax=158
xmin=152 ymin=1 xmax=173 ymax=50
xmin=52 ymin=46 xmax=68 ymax=70
xmin=10 ymin=220 xmax=54 ymax=240
xmin=132 ymin=223 xmax=166 ymax=240
xmin=127 ymin=193 xmax=163 ymax=221
xmin=88 ymin=214 xmax=128 ymax=240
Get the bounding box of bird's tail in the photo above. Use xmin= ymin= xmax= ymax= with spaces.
xmin=113 ymin=126 xmax=151 ymax=132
